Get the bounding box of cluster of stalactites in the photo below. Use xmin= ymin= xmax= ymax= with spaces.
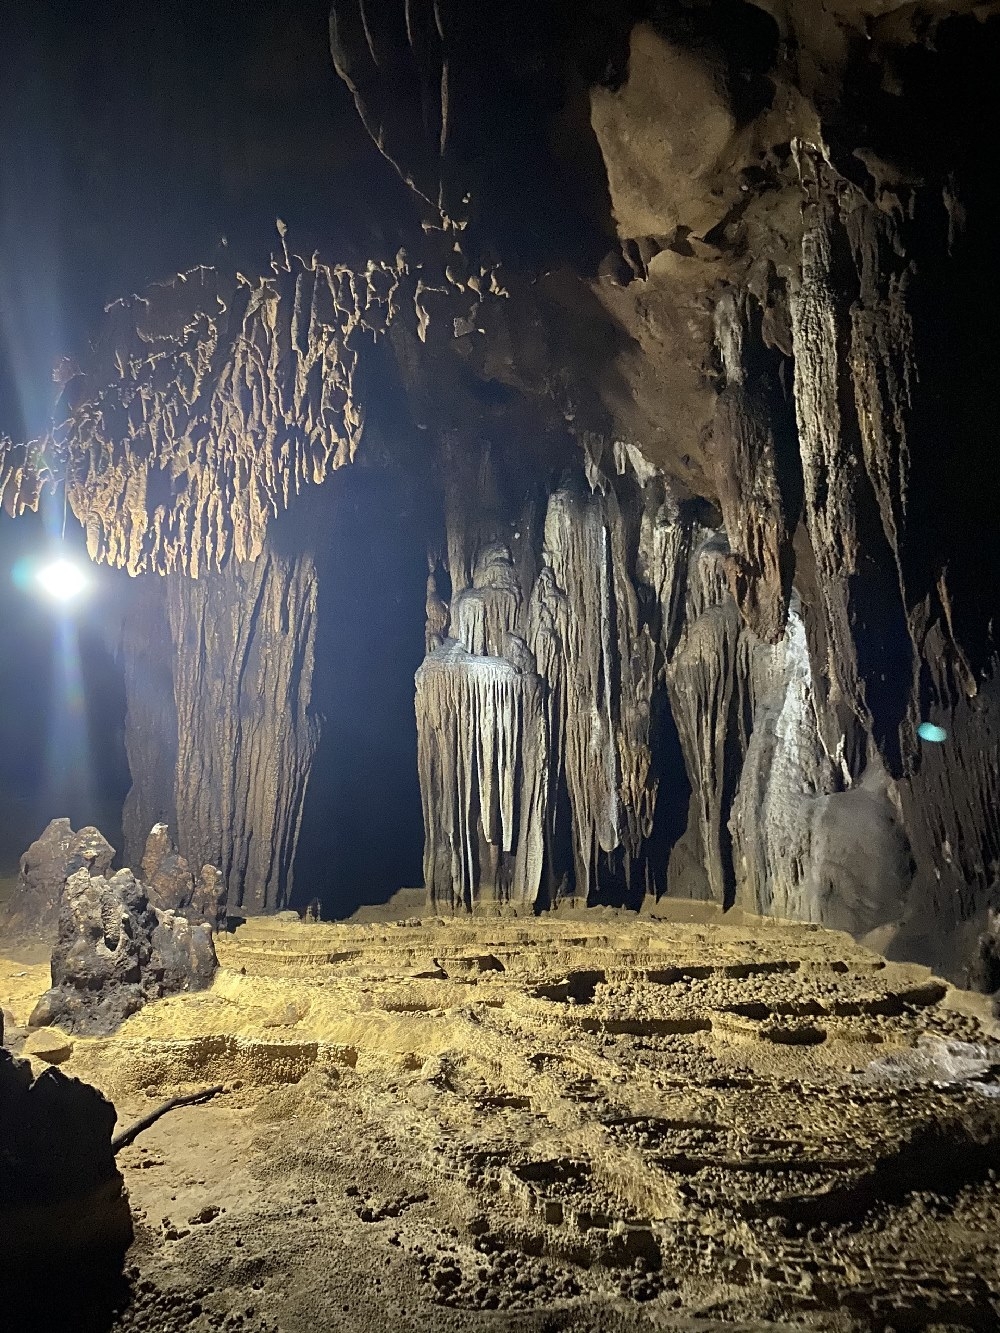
xmin=0 ymin=245 xmax=505 ymax=579
xmin=415 ymin=638 xmax=547 ymax=912
xmin=416 ymin=481 xmax=671 ymax=911
xmin=0 ymin=437 xmax=55 ymax=519
xmin=63 ymin=255 xmax=407 ymax=577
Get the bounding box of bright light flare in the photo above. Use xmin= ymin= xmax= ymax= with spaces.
xmin=35 ymin=557 xmax=89 ymax=602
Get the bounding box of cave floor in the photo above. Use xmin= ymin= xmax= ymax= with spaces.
xmin=3 ymin=902 xmax=1000 ymax=1333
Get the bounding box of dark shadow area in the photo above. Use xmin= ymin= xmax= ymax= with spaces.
xmin=0 ymin=0 xmax=418 ymax=442
xmin=288 ymin=467 xmax=429 ymax=918
xmin=1 ymin=1046 xmax=133 ymax=1333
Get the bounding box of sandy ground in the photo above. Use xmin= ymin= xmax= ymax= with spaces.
xmin=3 ymin=900 xmax=1000 ymax=1332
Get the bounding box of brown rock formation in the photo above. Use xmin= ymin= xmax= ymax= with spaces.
xmin=3 ymin=0 xmax=1000 ymax=983
xmin=30 ymin=864 xmax=217 ymax=1035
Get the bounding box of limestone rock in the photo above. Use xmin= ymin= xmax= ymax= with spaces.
xmin=22 ymin=1027 xmax=74 ymax=1064
xmin=141 ymin=823 xmax=226 ymax=928
xmin=589 ymin=24 xmax=739 ymax=243
xmin=149 ymin=910 xmax=217 ymax=995
xmin=190 ymin=864 xmax=228 ymax=932
xmin=0 ymin=819 xmax=114 ymax=942
xmin=416 ymin=637 xmax=548 ymax=912
xmin=29 ymin=867 xmax=217 ymax=1036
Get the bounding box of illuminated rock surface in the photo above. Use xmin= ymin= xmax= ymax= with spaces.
xmin=3 ymin=906 xmax=998 ymax=1329
xmin=2 ymin=5 xmax=1000 ymax=994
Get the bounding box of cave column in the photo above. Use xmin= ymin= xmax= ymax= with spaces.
xmin=123 ymin=542 xmax=321 ymax=916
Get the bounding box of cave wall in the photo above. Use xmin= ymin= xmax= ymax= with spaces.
xmin=3 ymin=1 xmax=1000 ymax=979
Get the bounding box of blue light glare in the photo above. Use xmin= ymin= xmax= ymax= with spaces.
xmin=918 ymin=722 xmax=948 ymax=743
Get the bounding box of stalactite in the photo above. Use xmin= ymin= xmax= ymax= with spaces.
xmin=0 ymin=247 xmax=504 ymax=580
xmin=450 ymin=542 xmax=521 ymax=657
xmin=415 ymin=637 xmax=547 ymax=911
xmin=57 ymin=257 xmax=403 ymax=577
xmin=789 ymin=145 xmax=919 ymax=774
xmin=527 ymin=486 xmax=659 ymax=901
xmin=711 ymin=290 xmax=792 ymax=645
xmin=662 ymin=533 xmax=752 ymax=905
xmin=790 ymin=197 xmax=868 ymax=736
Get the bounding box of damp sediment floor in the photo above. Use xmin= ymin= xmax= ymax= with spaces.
xmin=3 ymin=900 xmax=1000 ymax=1332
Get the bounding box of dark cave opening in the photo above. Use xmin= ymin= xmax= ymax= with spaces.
xmin=286 ymin=467 xmax=429 ymax=919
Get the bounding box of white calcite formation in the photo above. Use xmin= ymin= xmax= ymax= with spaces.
xmin=416 ymin=639 xmax=547 ymax=911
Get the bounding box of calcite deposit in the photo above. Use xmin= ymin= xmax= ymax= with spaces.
xmin=1 ymin=0 xmax=999 ymax=996
xmin=3 ymin=905 xmax=999 ymax=1330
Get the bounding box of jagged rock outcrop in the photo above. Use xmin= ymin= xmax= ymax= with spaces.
xmin=29 ymin=866 xmax=216 ymax=1034
xmin=0 ymin=818 xmax=114 ymax=942
xmin=141 ymin=823 xmax=227 ymax=929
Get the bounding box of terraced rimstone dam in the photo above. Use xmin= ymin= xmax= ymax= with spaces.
xmin=3 ymin=903 xmax=999 ymax=1330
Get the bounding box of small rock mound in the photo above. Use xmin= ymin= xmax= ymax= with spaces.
xmin=0 ymin=817 xmax=114 ymax=942
xmin=29 ymin=866 xmax=217 ymax=1035
xmin=22 ymin=1025 xmax=74 ymax=1064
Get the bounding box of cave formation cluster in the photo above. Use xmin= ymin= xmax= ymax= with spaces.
xmin=2 ymin=0 xmax=999 ymax=982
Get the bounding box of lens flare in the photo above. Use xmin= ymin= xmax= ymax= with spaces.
xmin=36 ymin=557 xmax=88 ymax=601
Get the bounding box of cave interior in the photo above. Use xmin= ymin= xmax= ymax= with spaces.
xmin=2 ymin=2 xmax=1000 ymax=1330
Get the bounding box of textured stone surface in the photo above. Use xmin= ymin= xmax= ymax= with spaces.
xmin=141 ymin=824 xmax=227 ymax=929
xmin=29 ymin=867 xmax=216 ymax=1035
xmin=0 ymin=818 xmax=115 ymax=942
xmin=6 ymin=908 xmax=994 ymax=1331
